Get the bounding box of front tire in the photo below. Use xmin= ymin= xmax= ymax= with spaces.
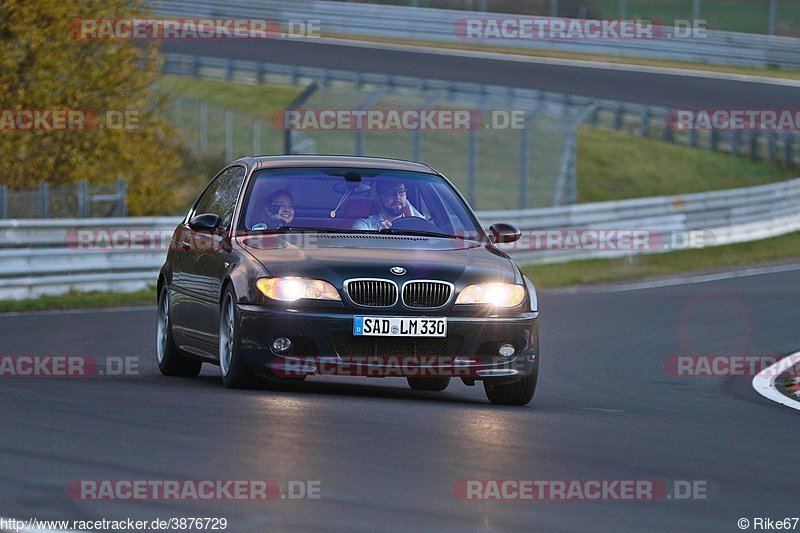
xmin=219 ymin=288 xmax=260 ymax=389
xmin=483 ymin=370 xmax=538 ymax=406
xmin=157 ymin=286 xmax=202 ymax=377
xmin=407 ymin=377 xmax=450 ymax=392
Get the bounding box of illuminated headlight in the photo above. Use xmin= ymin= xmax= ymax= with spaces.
xmin=256 ymin=277 xmax=341 ymax=302
xmin=455 ymin=283 xmax=525 ymax=307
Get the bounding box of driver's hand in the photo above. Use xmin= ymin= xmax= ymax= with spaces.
xmin=378 ymin=219 xmax=393 ymax=230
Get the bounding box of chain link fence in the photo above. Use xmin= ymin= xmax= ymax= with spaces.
xmin=163 ymin=57 xmax=594 ymax=210
xmin=0 ymin=180 xmax=127 ymax=219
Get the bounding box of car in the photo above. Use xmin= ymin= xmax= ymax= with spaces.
xmin=156 ymin=155 xmax=540 ymax=405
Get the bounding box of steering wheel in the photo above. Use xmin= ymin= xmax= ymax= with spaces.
xmin=387 ymin=216 xmax=439 ymax=233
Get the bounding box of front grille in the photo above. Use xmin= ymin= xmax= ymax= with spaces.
xmin=346 ymin=279 xmax=397 ymax=307
xmin=334 ymin=335 xmax=463 ymax=357
xmin=402 ymin=281 xmax=452 ymax=308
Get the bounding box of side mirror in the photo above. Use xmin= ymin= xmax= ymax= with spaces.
xmin=188 ymin=213 xmax=222 ymax=232
xmin=489 ymin=223 xmax=521 ymax=244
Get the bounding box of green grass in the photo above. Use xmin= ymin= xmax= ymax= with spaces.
xmin=156 ymin=75 xmax=303 ymax=160
xmin=524 ymin=230 xmax=800 ymax=287
xmin=0 ymin=287 xmax=156 ymax=313
xmin=156 ymin=75 xmax=301 ymax=120
xmin=577 ymin=127 xmax=796 ymax=202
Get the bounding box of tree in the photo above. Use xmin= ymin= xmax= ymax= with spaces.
xmin=0 ymin=0 xmax=185 ymax=214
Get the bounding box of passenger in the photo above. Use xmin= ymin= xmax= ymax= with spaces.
xmin=253 ymin=189 xmax=294 ymax=230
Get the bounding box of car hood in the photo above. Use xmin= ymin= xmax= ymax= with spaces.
xmin=237 ymin=233 xmax=520 ymax=286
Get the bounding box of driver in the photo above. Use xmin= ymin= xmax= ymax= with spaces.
xmin=352 ymin=180 xmax=423 ymax=231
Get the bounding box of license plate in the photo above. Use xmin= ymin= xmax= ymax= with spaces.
xmin=353 ymin=316 xmax=447 ymax=337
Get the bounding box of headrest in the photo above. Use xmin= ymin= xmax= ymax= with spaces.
xmin=342 ymin=197 xmax=379 ymax=218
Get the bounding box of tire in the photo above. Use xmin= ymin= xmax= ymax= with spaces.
xmin=219 ymin=288 xmax=260 ymax=389
xmin=157 ymin=286 xmax=202 ymax=377
xmin=407 ymin=376 xmax=450 ymax=392
xmin=483 ymin=369 xmax=538 ymax=406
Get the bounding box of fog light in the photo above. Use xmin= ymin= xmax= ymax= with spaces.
xmin=272 ymin=337 xmax=292 ymax=353
xmin=498 ymin=343 xmax=516 ymax=358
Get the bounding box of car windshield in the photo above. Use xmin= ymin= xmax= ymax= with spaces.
xmin=238 ymin=168 xmax=483 ymax=240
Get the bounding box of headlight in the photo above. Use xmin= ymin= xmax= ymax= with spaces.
xmin=256 ymin=277 xmax=341 ymax=302
xmin=455 ymin=283 xmax=525 ymax=307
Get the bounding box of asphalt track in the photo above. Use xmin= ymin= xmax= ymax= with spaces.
xmin=160 ymin=39 xmax=800 ymax=108
xmin=1 ymin=268 xmax=798 ymax=531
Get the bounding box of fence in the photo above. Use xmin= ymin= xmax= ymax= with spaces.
xmin=162 ymin=54 xmax=597 ymax=210
xmin=1 ymin=177 xmax=798 ymax=300
xmin=162 ymin=52 xmax=800 ymax=193
xmin=589 ymin=101 xmax=800 ymax=166
xmin=0 ymin=179 xmax=127 ymax=220
xmin=152 ymin=0 xmax=800 ymax=69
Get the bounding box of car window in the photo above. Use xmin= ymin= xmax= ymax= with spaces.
xmin=194 ymin=166 xmax=246 ymax=230
xmin=239 ymin=168 xmax=482 ymax=239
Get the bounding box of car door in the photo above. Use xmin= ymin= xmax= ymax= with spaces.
xmin=173 ymin=165 xmax=246 ymax=351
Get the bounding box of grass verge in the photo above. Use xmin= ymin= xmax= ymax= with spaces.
xmin=524 ymin=231 xmax=800 ymax=287
xmin=576 ymin=127 xmax=796 ymax=202
xmin=156 ymin=75 xmax=301 ymax=120
xmin=0 ymin=287 xmax=156 ymax=313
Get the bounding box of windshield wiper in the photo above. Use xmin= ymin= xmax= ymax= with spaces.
xmin=243 ymin=227 xmax=353 ymax=235
xmin=379 ymin=229 xmax=476 ymax=240
xmin=276 ymin=227 xmax=357 ymax=234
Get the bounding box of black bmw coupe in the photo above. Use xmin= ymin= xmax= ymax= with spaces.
xmin=157 ymin=156 xmax=540 ymax=405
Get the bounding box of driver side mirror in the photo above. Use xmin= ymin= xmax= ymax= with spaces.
xmin=489 ymin=223 xmax=521 ymax=244
xmin=188 ymin=213 xmax=222 ymax=232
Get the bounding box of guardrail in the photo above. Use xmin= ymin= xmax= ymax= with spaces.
xmin=152 ymin=0 xmax=800 ymax=70
xmin=2 ymin=178 xmax=799 ymax=300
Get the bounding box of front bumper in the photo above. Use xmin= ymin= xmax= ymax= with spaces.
xmin=236 ymin=304 xmax=539 ymax=380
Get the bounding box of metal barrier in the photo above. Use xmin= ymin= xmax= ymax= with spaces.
xmin=152 ymin=0 xmax=800 ymax=70
xmin=1 ymin=178 xmax=798 ymax=300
